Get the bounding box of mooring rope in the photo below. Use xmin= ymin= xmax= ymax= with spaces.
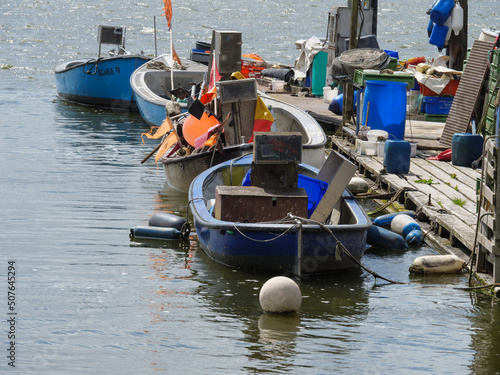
xmin=367 ymin=187 xmax=416 ymax=216
xmin=286 ymin=214 xmax=405 ymax=284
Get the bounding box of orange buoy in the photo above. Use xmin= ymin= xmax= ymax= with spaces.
xmin=182 ymin=112 xmax=219 ymax=147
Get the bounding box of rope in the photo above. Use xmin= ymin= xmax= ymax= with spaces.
xmin=83 ymin=58 xmax=102 ymax=75
xmin=232 ymin=221 xmax=297 ymax=242
xmin=286 ymin=214 xmax=406 ymax=284
xmin=367 ymin=187 xmax=416 ymax=216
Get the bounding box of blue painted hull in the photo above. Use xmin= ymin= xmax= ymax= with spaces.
xmin=134 ymin=93 xmax=168 ymax=127
xmin=130 ymin=54 xmax=208 ymax=126
xmin=54 ymin=55 xmax=150 ymax=110
xmin=188 ymin=155 xmax=371 ymax=275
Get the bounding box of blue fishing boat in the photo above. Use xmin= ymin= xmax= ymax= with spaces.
xmin=130 ymin=53 xmax=208 ymax=126
xmin=54 ymin=25 xmax=150 ymax=111
xmin=188 ymin=152 xmax=371 ymax=276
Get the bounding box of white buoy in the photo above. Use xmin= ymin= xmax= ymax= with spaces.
xmin=348 ymin=177 xmax=370 ymax=194
xmin=391 ymin=214 xmax=424 ymax=246
xmin=259 ymin=276 xmax=302 ymax=313
xmin=451 ymin=2 xmax=464 ymax=36
xmin=409 ymin=254 xmax=466 ymax=274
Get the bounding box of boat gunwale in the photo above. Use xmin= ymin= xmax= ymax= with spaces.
xmin=130 ymin=53 xmax=208 ymax=105
xmin=188 ymin=154 xmax=371 ymax=232
xmin=54 ymin=54 xmax=150 ymax=74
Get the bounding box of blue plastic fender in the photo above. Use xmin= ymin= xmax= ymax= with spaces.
xmin=372 ymin=211 xmax=415 ymax=227
xmin=367 ymin=225 xmax=408 ymax=250
xmin=406 ymin=229 xmax=424 ymax=246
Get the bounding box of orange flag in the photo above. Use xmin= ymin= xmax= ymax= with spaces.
xmin=155 ymin=132 xmax=179 ymax=163
xmin=141 ymin=117 xmax=174 ymax=143
xmin=172 ymin=44 xmax=182 ymax=67
xmin=200 ymin=86 xmax=217 ymax=104
xmin=162 ymin=0 xmax=173 ymax=30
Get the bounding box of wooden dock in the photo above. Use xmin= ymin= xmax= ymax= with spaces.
xmin=266 ymin=90 xmax=498 ymax=288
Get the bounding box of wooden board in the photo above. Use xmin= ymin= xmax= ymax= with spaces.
xmin=310 ymin=151 xmax=357 ymax=223
xmin=440 ymin=39 xmax=496 ymax=147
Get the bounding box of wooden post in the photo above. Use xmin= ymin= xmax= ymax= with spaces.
xmin=448 ymin=0 xmax=468 ymax=71
xmin=342 ymin=0 xmax=360 ymax=128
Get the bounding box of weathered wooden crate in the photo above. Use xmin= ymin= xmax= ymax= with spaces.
xmin=214 ymin=186 xmax=308 ymax=223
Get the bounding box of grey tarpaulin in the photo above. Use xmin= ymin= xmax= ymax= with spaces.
xmin=261 ymin=68 xmax=295 ymax=82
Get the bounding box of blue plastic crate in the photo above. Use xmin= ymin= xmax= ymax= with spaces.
xmin=242 ymin=172 xmax=328 ymax=217
xmin=421 ymin=96 xmax=454 ymax=115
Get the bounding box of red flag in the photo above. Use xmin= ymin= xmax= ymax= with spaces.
xmin=208 ymin=55 xmax=222 ymax=91
xmin=162 ymin=0 xmax=173 ymax=30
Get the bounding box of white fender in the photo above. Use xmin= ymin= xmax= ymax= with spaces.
xmin=451 ymin=3 xmax=464 ymax=36
xmin=409 ymin=254 xmax=465 ymax=274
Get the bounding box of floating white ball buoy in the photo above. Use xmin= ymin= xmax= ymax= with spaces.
xmin=259 ymin=276 xmax=302 ymax=313
xmin=347 ymin=177 xmax=370 ymax=194
xmin=409 ymin=254 xmax=466 ymax=274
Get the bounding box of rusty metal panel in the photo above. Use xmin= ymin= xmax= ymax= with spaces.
xmin=440 ymin=40 xmax=496 ymax=147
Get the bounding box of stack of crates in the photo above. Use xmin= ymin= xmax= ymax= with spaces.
xmin=419 ymin=79 xmax=458 ymax=122
xmin=484 ymin=49 xmax=500 ymax=137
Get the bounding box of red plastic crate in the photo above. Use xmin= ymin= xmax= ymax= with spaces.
xmin=420 ymin=79 xmax=459 ymax=96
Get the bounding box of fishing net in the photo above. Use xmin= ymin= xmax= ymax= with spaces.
xmin=339 ymin=48 xmax=390 ymax=75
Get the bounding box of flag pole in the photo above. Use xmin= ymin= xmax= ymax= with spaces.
xmin=170 ymin=28 xmax=175 ymax=93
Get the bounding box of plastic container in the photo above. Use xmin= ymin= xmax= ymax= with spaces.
xmin=296 ymin=174 xmax=329 ymax=217
xmin=323 ymin=86 xmax=338 ymax=103
xmin=430 ymin=0 xmax=455 ymax=26
xmin=421 ymin=96 xmax=454 ymax=115
xmin=367 ymin=129 xmax=389 ymax=142
xmin=271 ymin=80 xmax=285 ymax=92
xmin=328 ymin=91 xmax=357 ymax=116
xmin=427 ymin=19 xmax=434 ymax=37
xmin=384 ymin=50 xmax=399 ymax=59
xmin=363 ymin=141 xmax=377 ymax=156
xmin=362 ymin=80 xmax=407 ymax=140
xmin=410 ymin=142 xmax=417 ymax=158
xmin=384 ymin=140 xmax=411 ymax=174
xmin=451 ymin=133 xmax=484 ymax=167
xmin=312 ymin=51 xmax=328 ymax=96
xmin=429 ymin=23 xmax=449 ymax=49
xmin=376 ymin=141 xmax=385 ymax=157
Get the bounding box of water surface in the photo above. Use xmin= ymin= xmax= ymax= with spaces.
xmin=1 ymin=0 xmax=499 ymax=373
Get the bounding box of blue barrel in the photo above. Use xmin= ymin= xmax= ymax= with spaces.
xmin=451 ymin=133 xmax=484 ymax=167
xmin=384 ymin=140 xmax=411 ymax=174
xmin=362 ymin=81 xmax=407 ymax=140
xmin=430 ymin=0 xmax=455 ymax=26
xmin=429 ymin=24 xmax=449 ymax=49
xmin=328 ymin=91 xmax=357 ymax=115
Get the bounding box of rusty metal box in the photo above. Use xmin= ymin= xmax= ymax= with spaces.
xmin=253 ymin=132 xmax=303 ymax=164
xmin=214 ymin=186 xmax=308 ymax=223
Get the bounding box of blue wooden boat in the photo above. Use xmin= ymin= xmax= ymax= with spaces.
xmin=54 ymin=26 xmax=150 ymax=111
xmin=188 ymin=153 xmax=371 ymax=276
xmin=130 ymin=53 xmax=208 ymax=126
